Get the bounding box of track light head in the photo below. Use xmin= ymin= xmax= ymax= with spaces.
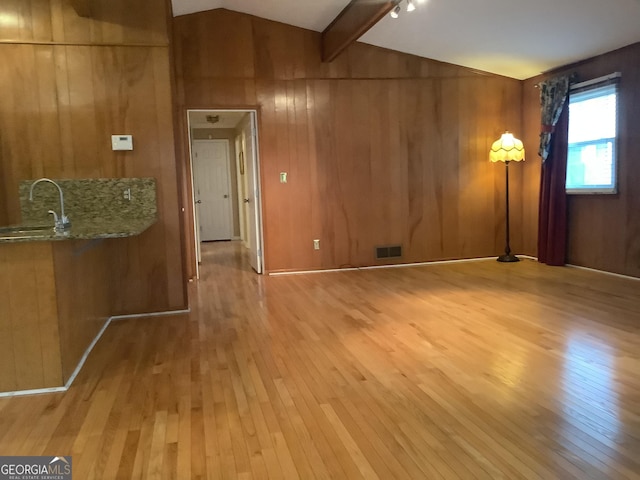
xmin=390 ymin=0 xmax=418 ymax=18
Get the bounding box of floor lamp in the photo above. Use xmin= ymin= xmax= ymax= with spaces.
xmin=490 ymin=132 xmax=525 ymax=262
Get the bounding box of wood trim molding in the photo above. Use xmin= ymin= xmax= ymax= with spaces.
xmin=0 ymin=40 xmax=169 ymax=47
xmin=70 ymin=0 xmax=93 ymax=17
xmin=321 ymin=0 xmax=395 ymax=62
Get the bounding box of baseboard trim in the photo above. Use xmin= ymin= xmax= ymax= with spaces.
xmin=360 ymin=257 xmax=496 ymax=270
xmin=520 ymin=256 xmax=639 ymax=281
xmin=0 ymin=385 xmax=68 ymax=398
xmin=110 ymin=309 xmax=191 ymax=321
xmin=269 ymin=267 xmax=359 ymax=276
xmin=63 ymin=316 xmax=113 ymax=391
xmin=0 ymin=308 xmax=190 ymax=398
xmin=567 ymin=263 xmax=640 ymax=281
xmin=0 ymin=317 xmax=111 ymax=399
xmin=268 ymin=256 xmax=540 ymax=276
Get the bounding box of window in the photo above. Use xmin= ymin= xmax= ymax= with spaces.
xmin=566 ymin=75 xmax=620 ymax=194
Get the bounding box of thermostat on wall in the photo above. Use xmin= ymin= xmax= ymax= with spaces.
xmin=111 ymin=135 xmax=133 ymax=151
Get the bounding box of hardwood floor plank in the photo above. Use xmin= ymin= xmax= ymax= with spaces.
xmin=320 ymin=402 xmax=378 ymax=480
xmin=1 ymin=242 xmax=639 ymax=479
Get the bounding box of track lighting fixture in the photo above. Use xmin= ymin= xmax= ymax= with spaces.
xmin=390 ymin=0 xmax=418 ymax=18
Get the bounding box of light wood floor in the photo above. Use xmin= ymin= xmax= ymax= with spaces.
xmin=1 ymin=242 xmax=639 ymax=479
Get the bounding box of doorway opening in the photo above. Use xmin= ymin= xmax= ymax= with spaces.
xmin=186 ymin=109 xmax=264 ymax=278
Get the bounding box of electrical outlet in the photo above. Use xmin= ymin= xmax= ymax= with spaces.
xmin=313 ymin=239 xmax=320 ymax=250
xmin=123 ymin=188 xmax=132 ymax=201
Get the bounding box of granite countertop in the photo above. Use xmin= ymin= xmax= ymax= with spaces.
xmin=0 ymin=217 xmax=157 ymax=243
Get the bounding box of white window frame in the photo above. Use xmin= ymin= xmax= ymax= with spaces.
xmin=566 ymin=72 xmax=621 ymax=195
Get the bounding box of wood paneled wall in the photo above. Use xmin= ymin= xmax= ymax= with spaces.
xmin=0 ymin=0 xmax=186 ymax=312
xmin=0 ymin=0 xmax=168 ymax=44
xmin=173 ymin=9 xmax=524 ymax=273
xmin=522 ymin=43 xmax=640 ymax=278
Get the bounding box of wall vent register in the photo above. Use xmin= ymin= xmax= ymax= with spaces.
xmin=376 ymin=245 xmax=402 ymax=259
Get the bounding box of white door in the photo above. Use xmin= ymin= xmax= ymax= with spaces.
xmin=244 ymin=114 xmax=262 ymax=273
xmin=192 ymin=140 xmax=233 ymax=242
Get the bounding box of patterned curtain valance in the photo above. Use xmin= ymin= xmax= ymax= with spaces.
xmin=538 ymin=75 xmax=572 ymax=162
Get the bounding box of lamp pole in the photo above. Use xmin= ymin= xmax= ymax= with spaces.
xmin=498 ymin=160 xmax=519 ymax=262
xmin=490 ymin=131 xmax=523 ymax=262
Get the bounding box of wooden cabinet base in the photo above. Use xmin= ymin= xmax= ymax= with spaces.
xmin=0 ymin=240 xmax=109 ymax=394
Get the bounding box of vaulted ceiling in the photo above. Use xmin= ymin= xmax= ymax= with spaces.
xmin=170 ymin=0 xmax=640 ymax=80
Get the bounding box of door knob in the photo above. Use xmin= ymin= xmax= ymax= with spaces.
xmin=223 ymin=194 xmax=229 ymax=198
xmin=195 ymin=200 xmax=202 ymax=204
xmin=243 ymin=198 xmax=250 ymax=203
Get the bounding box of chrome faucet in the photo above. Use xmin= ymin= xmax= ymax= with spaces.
xmin=29 ymin=178 xmax=71 ymax=232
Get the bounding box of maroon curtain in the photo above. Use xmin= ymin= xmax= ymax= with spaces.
xmin=538 ymin=103 xmax=569 ymax=265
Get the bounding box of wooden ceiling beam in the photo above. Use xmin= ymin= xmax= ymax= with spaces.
xmin=321 ymin=0 xmax=395 ymax=62
xmin=70 ymin=0 xmax=93 ymax=18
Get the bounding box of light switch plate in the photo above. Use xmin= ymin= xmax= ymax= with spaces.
xmin=280 ymin=172 xmax=287 ymax=183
